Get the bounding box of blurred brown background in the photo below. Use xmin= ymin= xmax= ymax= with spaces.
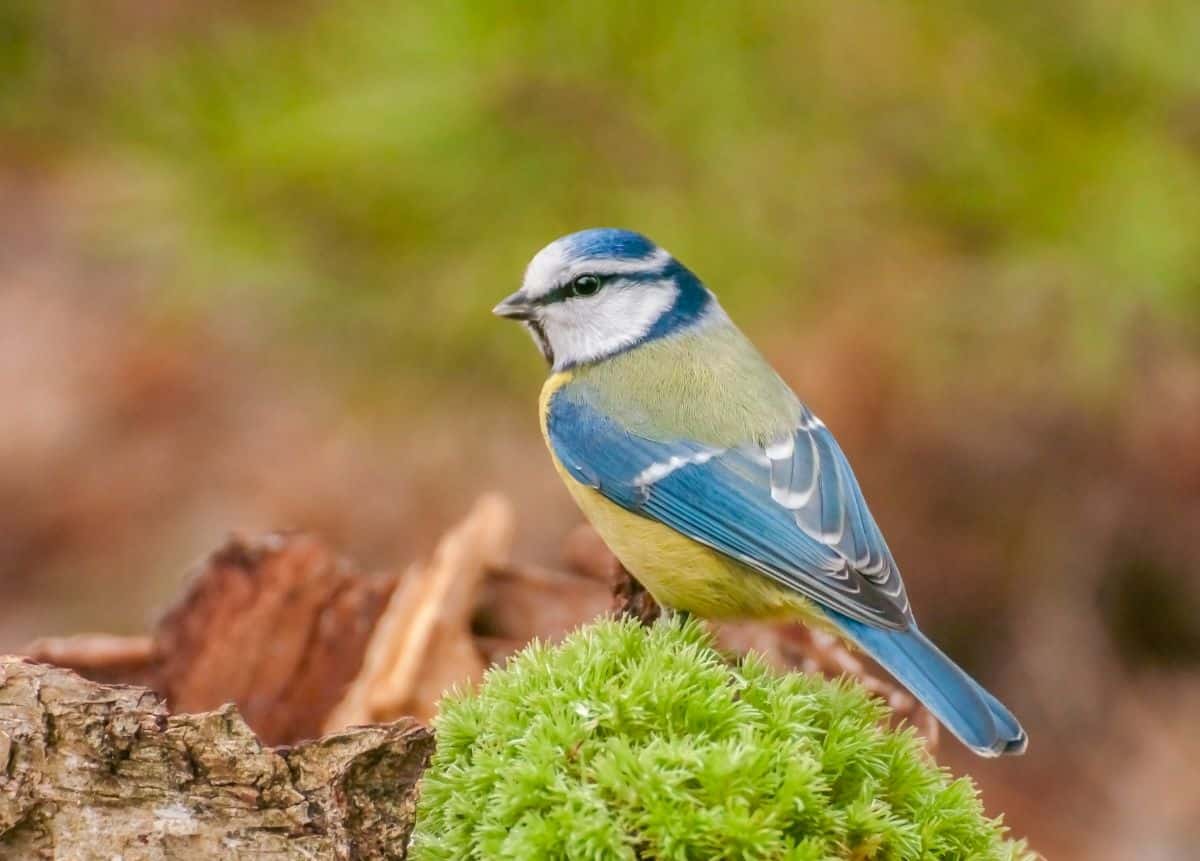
xmin=3 ymin=2 xmax=1199 ymax=858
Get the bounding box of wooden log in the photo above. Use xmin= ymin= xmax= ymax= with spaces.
xmin=0 ymin=657 xmax=432 ymax=859
xmin=324 ymin=494 xmax=514 ymax=730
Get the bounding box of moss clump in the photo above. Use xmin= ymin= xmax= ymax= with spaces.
xmin=411 ymin=617 xmax=1031 ymax=860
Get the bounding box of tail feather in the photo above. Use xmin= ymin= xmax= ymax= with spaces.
xmin=826 ymin=611 xmax=1027 ymax=757
xmin=971 ymin=680 xmax=1028 ymax=755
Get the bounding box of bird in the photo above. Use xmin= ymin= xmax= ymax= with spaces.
xmin=493 ymin=228 xmax=1027 ymax=757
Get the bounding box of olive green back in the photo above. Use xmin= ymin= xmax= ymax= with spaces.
xmin=566 ymin=319 xmax=801 ymax=447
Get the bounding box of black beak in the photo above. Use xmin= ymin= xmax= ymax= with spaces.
xmin=492 ymin=291 xmax=535 ymax=321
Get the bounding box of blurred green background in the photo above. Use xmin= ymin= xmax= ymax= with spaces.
xmin=2 ymin=2 xmax=1199 ymax=858
xmin=7 ymin=1 xmax=1199 ymax=390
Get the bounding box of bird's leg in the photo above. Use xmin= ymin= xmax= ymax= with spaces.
xmin=611 ymin=563 xmax=662 ymax=626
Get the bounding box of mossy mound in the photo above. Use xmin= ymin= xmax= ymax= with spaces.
xmin=412 ymin=617 xmax=1031 ymax=860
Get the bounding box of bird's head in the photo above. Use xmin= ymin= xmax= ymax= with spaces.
xmin=494 ymin=228 xmax=717 ymax=370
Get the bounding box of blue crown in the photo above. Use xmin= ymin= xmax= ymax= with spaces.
xmin=562 ymin=228 xmax=659 ymax=262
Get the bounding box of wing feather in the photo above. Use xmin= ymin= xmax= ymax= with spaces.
xmin=548 ymin=390 xmax=912 ymax=629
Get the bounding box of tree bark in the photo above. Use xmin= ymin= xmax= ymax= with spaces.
xmin=0 ymin=657 xmax=433 ymax=860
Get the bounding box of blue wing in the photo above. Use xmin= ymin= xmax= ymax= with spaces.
xmin=546 ymin=388 xmax=912 ymax=630
xmin=547 ymin=386 xmax=1030 ymax=756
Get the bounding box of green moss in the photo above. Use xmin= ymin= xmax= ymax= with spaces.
xmin=412 ymin=617 xmax=1031 ymax=860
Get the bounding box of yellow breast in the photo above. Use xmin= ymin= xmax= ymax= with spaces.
xmin=539 ymin=373 xmax=818 ymax=621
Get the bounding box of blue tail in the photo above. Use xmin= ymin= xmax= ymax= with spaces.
xmin=827 ymin=612 xmax=1027 ymax=757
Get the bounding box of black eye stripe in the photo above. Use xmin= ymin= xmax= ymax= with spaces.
xmin=541 ymin=274 xmax=610 ymax=304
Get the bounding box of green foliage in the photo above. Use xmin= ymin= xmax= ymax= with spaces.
xmin=412 ymin=618 xmax=1031 ymax=860
xmin=3 ymin=2 xmax=1199 ymax=397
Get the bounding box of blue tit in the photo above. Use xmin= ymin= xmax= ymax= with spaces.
xmin=494 ymin=228 xmax=1026 ymax=757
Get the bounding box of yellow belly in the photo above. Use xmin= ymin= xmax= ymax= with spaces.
xmin=540 ymin=373 xmax=819 ymax=622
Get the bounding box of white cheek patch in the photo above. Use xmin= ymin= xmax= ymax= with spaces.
xmin=541 ymin=282 xmax=678 ymax=368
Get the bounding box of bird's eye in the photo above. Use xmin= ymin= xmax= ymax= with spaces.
xmin=570 ymin=274 xmax=601 ymax=297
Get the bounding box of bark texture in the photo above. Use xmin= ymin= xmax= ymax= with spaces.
xmin=0 ymin=657 xmax=433 ymax=860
